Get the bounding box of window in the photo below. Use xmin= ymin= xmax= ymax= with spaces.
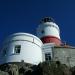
xmin=3 ymin=50 xmax=6 ymax=56
xmin=45 ymin=53 xmax=51 ymax=61
xmin=14 ymin=45 xmax=21 ymax=54
xmin=41 ymin=30 xmax=44 ymax=34
xmin=3 ymin=47 xmax=7 ymax=56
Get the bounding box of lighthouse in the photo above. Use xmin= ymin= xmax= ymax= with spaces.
xmin=37 ymin=17 xmax=62 ymax=46
xmin=1 ymin=17 xmax=75 ymax=67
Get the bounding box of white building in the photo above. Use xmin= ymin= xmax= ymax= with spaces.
xmin=0 ymin=17 xmax=75 ymax=67
xmin=0 ymin=33 xmax=43 ymax=65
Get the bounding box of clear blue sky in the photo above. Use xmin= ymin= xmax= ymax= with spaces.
xmin=0 ymin=0 xmax=75 ymax=46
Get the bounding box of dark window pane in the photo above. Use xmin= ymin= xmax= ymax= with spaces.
xmin=3 ymin=50 xmax=6 ymax=56
xmin=45 ymin=53 xmax=51 ymax=61
xmin=15 ymin=45 xmax=21 ymax=54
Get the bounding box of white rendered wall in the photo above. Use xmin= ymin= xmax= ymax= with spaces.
xmin=0 ymin=33 xmax=43 ymax=65
xmin=42 ymin=43 xmax=55 ymax=61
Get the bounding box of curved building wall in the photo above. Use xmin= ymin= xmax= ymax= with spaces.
xmin=37 ymin=22 xmax=61 ymax=45
xmin=41 ymin=36 xmax=61 ymax=45
xmin=37 ymin=22 xmax=60 ymax=39
xmin=0 ymin=33 xmax=43 ymax=65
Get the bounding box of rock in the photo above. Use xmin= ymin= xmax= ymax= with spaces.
xmin=0 ymin=61 xmax=72 ymax=75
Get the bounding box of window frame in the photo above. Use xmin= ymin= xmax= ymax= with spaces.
xmin=3 ymin=49 xmax=7 ymax=56
xmin=45 ymin=53 xmax=51 ymax=61
xmin=14 ymin=45 xmax=21 ymax=54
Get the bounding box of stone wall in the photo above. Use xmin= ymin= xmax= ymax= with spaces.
xmin=53 ymin=47 xmax=75 ymax=67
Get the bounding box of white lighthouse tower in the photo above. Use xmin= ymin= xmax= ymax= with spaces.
xmin=37 ymin=17 xmax=62 ymax=62
xmin=37 ymin=17 xmax=62 ymax=46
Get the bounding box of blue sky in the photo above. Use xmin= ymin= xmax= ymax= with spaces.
xmin=0 ymin=0 xmax=75 ymax=46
